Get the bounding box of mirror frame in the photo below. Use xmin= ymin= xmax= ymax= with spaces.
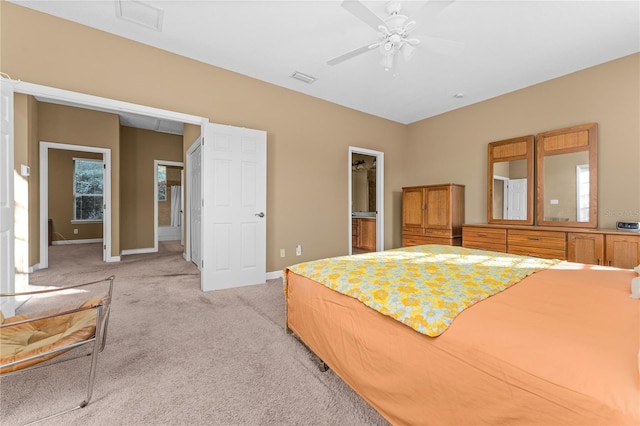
xmin=536 ymin=123 xmax=598 ymax=228
xmin=487 ymin=135 xmax=535 ymax=225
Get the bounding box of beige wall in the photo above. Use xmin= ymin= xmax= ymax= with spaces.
xmin=406 ymin=54 xmax=640 ymax=229
xmin=13 ymin=94 xmax=40 ymax=267
xmin=48 ymin=149 xmax=103 ymax=241
xmin=120 ymin=126 xmax=182 ymax=250
xmin=3 ymin=3 xmax=638 ymax=273
xmin=37 ymin=102 xmax=121 ymax=257
xmin=2 ymin=2 xmax=408 ymax=272
xmin=13 ymin=94 xmax=29 ymax=272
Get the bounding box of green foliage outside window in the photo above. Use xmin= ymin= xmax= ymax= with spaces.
xmin=74 ymin=159 xmax=103 ymax=221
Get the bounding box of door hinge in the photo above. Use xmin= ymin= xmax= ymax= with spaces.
xmin=201 ymin=259 xmax=204 ymax=268
xmin=103 ymin=245 xmax=106 ymax=250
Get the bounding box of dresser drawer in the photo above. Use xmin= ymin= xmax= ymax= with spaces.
xmin=422 ymin=228 xmax=454 ymax=238
xmin=403 ymin=227 xmax=453 ymax=238
xmin=507 ymin=246 xmax=566 ymax=260
xmin=403 ymin=235 xmax=460 ymax=247
xmin=463 ymin=227 xmax=507 ymax=252
xmin=508 ymin=230 xmax=566 ymax=250
xmin=508 ymin=229 xmax=566 ymax=260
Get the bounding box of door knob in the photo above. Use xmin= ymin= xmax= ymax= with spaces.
xmin=255 ymin=212 xmax=265 ymax=218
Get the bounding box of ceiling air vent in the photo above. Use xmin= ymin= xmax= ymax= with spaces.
xmin=116 ymin=0 xmax=164 ymax=31
xmin=290 ymin=71 xmax=317 ymax=84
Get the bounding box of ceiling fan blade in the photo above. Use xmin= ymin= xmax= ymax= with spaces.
xmin=419 ymin=35 xmax=464 ymax=56
xmin=411 ymin=0 xmax=455 ymax=33
xmin=327 ymin=42 xmax=379 ymax=66
xmin=341 ymin=0 xmax=387 ymax=32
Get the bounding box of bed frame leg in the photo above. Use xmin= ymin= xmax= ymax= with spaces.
xmin=320 ymin=361 xmax=329 ymax=372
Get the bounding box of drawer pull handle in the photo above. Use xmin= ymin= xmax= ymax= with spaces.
xmin=528 ymin=237 xmax=540 ymax=241
xmin=477 ymin=233 xmax=487 ymax=237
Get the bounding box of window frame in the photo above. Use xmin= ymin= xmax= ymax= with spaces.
xmin=157 ymin=165 xmax=167 ymax=202
xmin=72 ymin=157 xmax=104 ymax=223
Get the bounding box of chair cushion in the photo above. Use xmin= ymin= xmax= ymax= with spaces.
xmin=0 ymin=296 xmax=103 ymax=374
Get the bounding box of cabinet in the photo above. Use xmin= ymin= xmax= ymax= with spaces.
xmin=463 ymin=224 xmax=640 ymax=267
xmin=352 ymin=218 xmax=376 ymax=252
xmin=402 ymin=184 xmax=465 ymax=247
xmin=605 ymin=234 xmax=640 ymax=269
xmin=567 ymin=233 xmax=604 ymax=265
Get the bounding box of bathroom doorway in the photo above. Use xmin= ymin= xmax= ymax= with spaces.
xmin=154 ymin=160 xmax=184 ymax=250
xmin=348 ymin=147 xmax=384 ymax=254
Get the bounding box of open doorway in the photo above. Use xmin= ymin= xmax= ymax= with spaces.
xmin=155 ymin=160 xmax=184 ymax=249
xmin=348 ymin=147 xmax=384 ymax=254
xmin=39 ymin=142 xmax=112 ymax=270
xmin=9 ymin=81 xmax=203 ymax=296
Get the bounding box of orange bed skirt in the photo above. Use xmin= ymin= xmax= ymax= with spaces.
xmin=285 ymin=262 xmax=640 ymax=425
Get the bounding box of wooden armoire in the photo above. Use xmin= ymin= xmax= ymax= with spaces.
xmin=402 ymin=184 xmax=465 ymax=247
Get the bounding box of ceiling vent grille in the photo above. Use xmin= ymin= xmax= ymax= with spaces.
xmin=290 ymin=71 xmax=318 ymax=84
xmin=116 ymin=0 xmax=164 ymax=31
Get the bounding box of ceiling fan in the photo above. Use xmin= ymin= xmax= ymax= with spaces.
xmin=328 ymin=0 xmax=463 ymax=74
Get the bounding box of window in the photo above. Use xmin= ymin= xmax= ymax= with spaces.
xmin=158 ymin=165 xmax=167 ymax=201
xmin=73 ymin=158 xmax=103 ymax=221
xmin=576 ymin=164 xmax=589 ymax=222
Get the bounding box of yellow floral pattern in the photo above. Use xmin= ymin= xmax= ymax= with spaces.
xmin=286 ymin=245 xmax=560 ymax=337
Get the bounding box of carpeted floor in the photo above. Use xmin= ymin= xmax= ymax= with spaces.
xmin=0 ymin=242 xmax=388 ymax=425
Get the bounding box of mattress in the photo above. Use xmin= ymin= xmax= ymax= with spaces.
xmin=285 ymin=249 xmax=640 ymax=425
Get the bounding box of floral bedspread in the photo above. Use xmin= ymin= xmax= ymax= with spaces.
xmin=285 ymin=245 xmax=560 ymax=337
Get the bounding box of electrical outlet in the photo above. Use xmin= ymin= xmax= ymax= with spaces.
xmin=73 ymin=229 xmax=79 ymax=235
xmin=280 ymin=249 xmax=285 ymax=258
xmin=296 ymin=245 xmax=302 ymax=256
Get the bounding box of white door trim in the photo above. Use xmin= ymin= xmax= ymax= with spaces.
xmin=13 ymin=81 xmax=203 ymax=126
xmin=185 ymin=136 xmax=203 ymax=264
xmin=348 ymin=146 xmax=384 ymax=253
xmin=153 ymin=159 xmax=184 ymax=252
xmin=0 ymin=78 xmax=16 ymax=315
xmin=40 ymin=142 xmax=114 ymax=267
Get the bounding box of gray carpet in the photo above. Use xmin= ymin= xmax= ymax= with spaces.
xmin=0 ymin=242 xmax=389 ymax=426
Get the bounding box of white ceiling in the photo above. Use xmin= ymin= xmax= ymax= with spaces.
xmin=10 ymin=0 xmax=640 ymax=125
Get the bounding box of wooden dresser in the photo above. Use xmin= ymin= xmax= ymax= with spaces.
xmin=463 ymin=224 xmax=640 ymax=269
xmin=402 ymin=184 xmax=465 ymax=247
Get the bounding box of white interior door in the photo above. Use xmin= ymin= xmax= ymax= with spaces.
xmin=506 ymin=178 xmax=527 ymax=220
xmin=189 ymin=142 xmax=202 ymax=270
xmin=0 ymin=79 xmax=16 ymax=315
xmin=201 ymin=123 xmax=266 ymax=291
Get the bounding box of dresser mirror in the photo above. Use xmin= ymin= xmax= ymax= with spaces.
xmin=536 ymin=123 xmax=598 ymax=228
xmin=487 ymin=136 xmax=534 ymax=225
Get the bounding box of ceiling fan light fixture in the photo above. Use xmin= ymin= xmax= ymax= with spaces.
xmin=380 ymin=54 xmax=394 ymax=70
xmin=402 ymin=43 xmax=416 ymax=61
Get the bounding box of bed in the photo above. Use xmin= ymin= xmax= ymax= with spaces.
xmin=284 ymin=244 xmax=639 ymax=425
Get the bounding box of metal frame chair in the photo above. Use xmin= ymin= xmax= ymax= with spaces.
xmin=0 ymin=275 xmax=114 ymax=424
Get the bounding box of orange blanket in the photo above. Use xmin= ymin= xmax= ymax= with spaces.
xmin=286 ymin=262 xmax=640 ymax=425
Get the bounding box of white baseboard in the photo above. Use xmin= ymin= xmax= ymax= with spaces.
xmin=120 ymin=247 xmax=156 ymax=256
xmin=52 ymin=238 xmax=103 ymax=245
xmin=266 ymin=270 xmax=284 ymax=281
xmin=28 ymin=263 xmax=44 ymax=273
xmin=106 ymin=255 xmax=121 ymax=262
